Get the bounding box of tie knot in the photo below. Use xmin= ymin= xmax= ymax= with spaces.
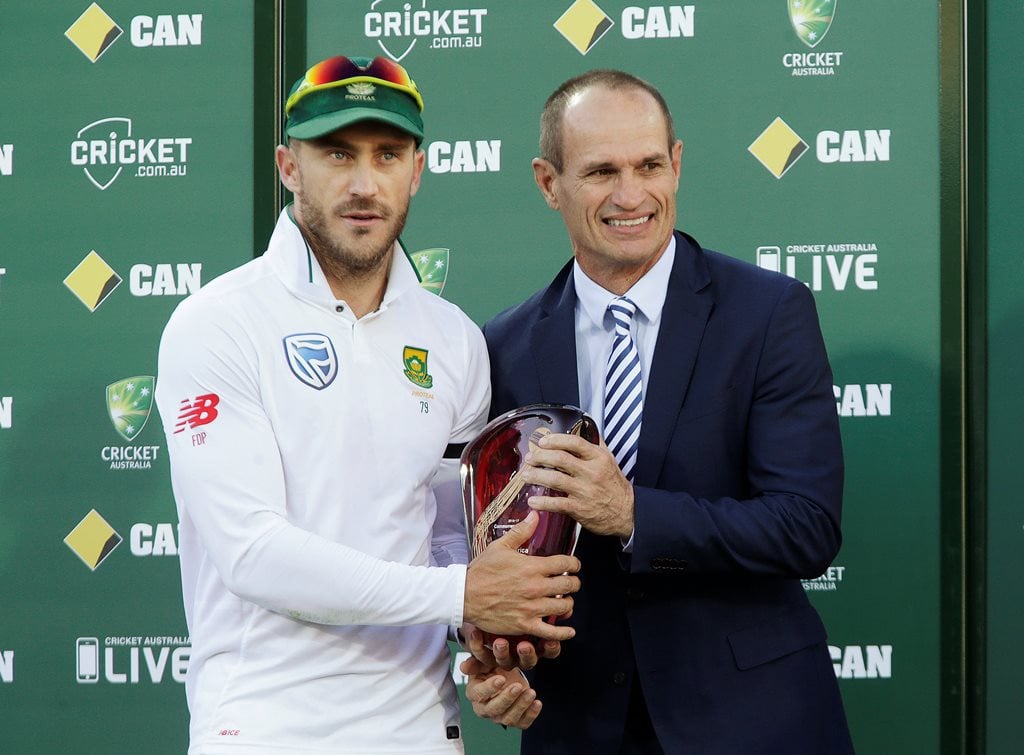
xmin=608 ymin=297 xmax=636 ymax=337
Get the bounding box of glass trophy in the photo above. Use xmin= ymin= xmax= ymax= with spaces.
xmin=460 ymin=403 xmax=599 ymax=646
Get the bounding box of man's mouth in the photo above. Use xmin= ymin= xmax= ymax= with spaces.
xmin=337 ymin=204 xmax=388 ymax=228
xmin=604 ymin=215 xmax=652 ymax=228
xmin=338 ymin=201 xmax=388 ymax=221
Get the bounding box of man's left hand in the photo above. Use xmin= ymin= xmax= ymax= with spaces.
xmin=520 ymin=433 xmax=634 ymax=539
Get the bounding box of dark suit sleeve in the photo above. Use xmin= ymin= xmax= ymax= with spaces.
xmin=630 ymin=279 xmax=844 ymax=579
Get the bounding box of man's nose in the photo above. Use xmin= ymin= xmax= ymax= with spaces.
xmin=610 ymin=171 xmax=645 ymax=209
xmin=348 ymin=160 xmax=379 ymax=197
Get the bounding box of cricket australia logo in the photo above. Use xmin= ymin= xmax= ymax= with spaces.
xmin=410 ymin=247 xmax=449 ymax=295
xmin=402 ymin=346 xmax=433 ymax=388
xmin=789 ymin=0 xmax=836 ymax=48
xmin=284 ymin=333 xmax=338 ymax=390
xmin=106 ymin=376 xmax=155 ymax=441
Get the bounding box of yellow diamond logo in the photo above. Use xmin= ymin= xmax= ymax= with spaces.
xmin=64 ymin=250 xmax=122 ymax=312
xmin=65 ymin=3 xmax=123 ymax=63
xmin=554 ymin=0 xmax=614 ymax=55
xmin=748 ymin=117 xmax=809 ymax=179
xmin=64 ymin=509 xmax=122 ymax=570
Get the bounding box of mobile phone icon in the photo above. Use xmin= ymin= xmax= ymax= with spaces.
xmin=76 ymin=637 xmax=99 ymax=683
xmin=756 ymin=246 xmax=781 ymax=272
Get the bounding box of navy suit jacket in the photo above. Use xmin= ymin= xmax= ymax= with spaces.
xmin=483 ymin=232 xmax=854 ymax=754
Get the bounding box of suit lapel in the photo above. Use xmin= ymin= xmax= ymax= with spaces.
xmin=635 ymin=232 xmax=713 ymax=485
xmin=530 ymin=261 xmax=581 ymax=407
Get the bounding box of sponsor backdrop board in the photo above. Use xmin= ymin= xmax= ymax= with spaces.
xmin=0 ymin=2 xmax=258 ymax=752
xmin=305 ymin=2 xmax=936 ymax=753
xmin=0 ymin=1 xmax=967 ymax=754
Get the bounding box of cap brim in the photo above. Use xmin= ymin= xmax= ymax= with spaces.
xmin=286 ymin=108 xmax=423 ymax=143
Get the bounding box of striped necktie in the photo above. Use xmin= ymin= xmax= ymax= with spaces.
xmin=604 ymin=297 xmax=643 ymax=480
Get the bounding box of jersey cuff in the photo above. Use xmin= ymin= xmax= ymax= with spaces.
xmin=448 ymin=563 xmax=467 ymax=628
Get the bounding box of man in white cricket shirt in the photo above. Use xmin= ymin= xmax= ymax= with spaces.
xmin=155 ymin=53 xmax=580 ymax=754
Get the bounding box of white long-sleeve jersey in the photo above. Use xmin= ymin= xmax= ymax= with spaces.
xmin=154 ymin=208 xmax=490 ymax=754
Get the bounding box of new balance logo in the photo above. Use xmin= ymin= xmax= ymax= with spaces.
xmin=174 ymin=393 xmax=219 ymax=433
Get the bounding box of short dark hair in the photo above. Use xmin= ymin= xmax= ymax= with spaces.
xmin=539 ymin=70 xmax=676 ymax=173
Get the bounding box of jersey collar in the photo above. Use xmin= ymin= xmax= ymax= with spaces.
xmin=266 ymin=205 xmax=419 ymax=313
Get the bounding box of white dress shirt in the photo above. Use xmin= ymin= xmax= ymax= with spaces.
xmin=572 ymin=236 xmax=676 ymax=549
xmin=572 ymin=235 xmax=676 ymax=427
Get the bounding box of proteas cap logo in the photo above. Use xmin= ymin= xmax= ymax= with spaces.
xmin=347 ymin=81 xmax=376 ymax=97
xmin=106 ymin=376 xmax=155 ymax=441
xmin=789 ymin=0 xmax=836 ymax=48
xmin=403 ymin=346 xmax=433 ymax=388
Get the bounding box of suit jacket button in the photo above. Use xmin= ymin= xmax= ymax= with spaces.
xmin=612 ymin=672 xmax=626 ymax=686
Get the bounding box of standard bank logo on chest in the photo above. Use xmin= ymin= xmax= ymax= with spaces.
xmin=284 ymin=334 xmax=338 ymax=390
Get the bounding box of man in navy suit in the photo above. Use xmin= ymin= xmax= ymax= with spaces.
xmin=463 ymin=70 xmax=854 ymax=753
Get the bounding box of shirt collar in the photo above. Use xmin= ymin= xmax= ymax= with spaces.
xmin=573 ymin=234 xmax=676 ymax=330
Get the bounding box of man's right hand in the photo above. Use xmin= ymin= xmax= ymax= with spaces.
xmin=464 ymin=511 xmax=580 ymax=641
xmin=461 ymin=654 xmax=542 ymax=730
